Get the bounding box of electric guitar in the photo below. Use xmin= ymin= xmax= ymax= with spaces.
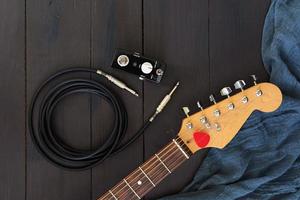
xmin=97 ymin=78 xmax=282 ymax=200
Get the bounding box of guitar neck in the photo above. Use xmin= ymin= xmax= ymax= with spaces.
xmin=97 ymin=136 xmax=192 ymax=200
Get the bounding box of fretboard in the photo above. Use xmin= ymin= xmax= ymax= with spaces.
xmin=97 ymin=137 xmax=192 ymax=200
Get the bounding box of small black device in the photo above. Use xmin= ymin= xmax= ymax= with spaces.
xmin=111 ymin=49 xmax=166 ymax=83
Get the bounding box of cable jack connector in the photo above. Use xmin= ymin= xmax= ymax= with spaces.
xmin=149 ymin=82 xmax=180 ymax=122
xmin=96 ymin=69 xmax=139 ymax=97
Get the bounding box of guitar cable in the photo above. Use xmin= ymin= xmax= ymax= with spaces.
xmin=28 ymin=67 xmax=179 ymax=170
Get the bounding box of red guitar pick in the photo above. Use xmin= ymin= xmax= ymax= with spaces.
xmin=193 ymin=131 xmax=210 ymax=148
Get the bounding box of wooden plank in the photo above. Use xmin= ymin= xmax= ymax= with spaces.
xmin=209 ymin=0 xmax=270 ymax=95
xmin=0 ymin=0 xmax=25 ymax=199
xmin=26 ymin=0 xmax=92 ymax=199
xmin=143 ymin=0 xmax=210 ymax=199
xmin=90 ymin=0 xmax=143 ymax=199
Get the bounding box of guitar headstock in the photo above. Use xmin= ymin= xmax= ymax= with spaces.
xmin=178 ymin=78 xmax=282 ymax=153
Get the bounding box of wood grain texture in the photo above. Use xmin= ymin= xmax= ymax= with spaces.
xmin=0 ymin=0 xmax=25 ymax=199
xmin=26 ymin=0 xmax=92 ymax=199
xmin=90 ymin=0 xmax=143 ymax=199
xmin=0 ymin=0 xmax=272 ymax=199
xmin=143 ymin=0 xmax=210 ymax=199
xmin=209 ymin=0 xmax=270 ymax=96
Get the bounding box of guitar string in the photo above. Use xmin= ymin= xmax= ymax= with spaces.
xmin=104 ymin=142 xmax=186 ymax=200
xmin=126 ymin=139 xmax=187 ymax=199
xmin=135 ymin=150 xmax=186 ymax=198
xmin=101 ymin=137 xmax=187 ymax=200
xmin=114 ymin=151 xmax=187 ymax=200
xmin=117 ymin=151 xmax=186 ymax=200
xmin=98 ymin=137 xmax=186 ymax=200
xmin=99 ymin=138 xmax=181 ymax=200
xmin=98 ymin=143 xmax=176 ymax=200
xmin=100 ymin=139 xmax=177 ymax=199
xmin=110 ymin=138 xmax=185 ymax=199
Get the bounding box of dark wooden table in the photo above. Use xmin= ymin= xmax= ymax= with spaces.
xmin=0 ymin=0 xmax=270 ymax=199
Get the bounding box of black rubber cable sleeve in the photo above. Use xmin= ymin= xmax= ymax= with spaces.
xmin=28 ymin=67 xmax=150 ymax=170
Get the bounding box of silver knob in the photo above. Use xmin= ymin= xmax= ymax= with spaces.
xmin=234 ymin=80 xmax=246 ymax=91
xmin=141 ymin=62 xmax=153 ymax=74
xmin=117 ymin=55 xmax=129 ymax=67
xmin=250 ymin=75 xmax=257 ymax=85
xmin=220 ymin=87 xmax=232 ymax=97
xmin=209 ymin=95 xmax=217 ymax=104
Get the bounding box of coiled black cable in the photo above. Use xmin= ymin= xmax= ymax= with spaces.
xmin=28 ymin=67 xmax=150 ymax=170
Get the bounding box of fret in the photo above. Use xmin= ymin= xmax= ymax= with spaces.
xmin=146 ymin=143 xmax=179 ymax=185
xmin=177 ymin=137 xmax=193 ymax=156
xmin=172 ymin=139 xmax=190 ymax=159
xmin=139 ymin=167 xmax=156 ymax=187
xmin=102 ymin=181 xmax=134 ymax=200
xmin=109 ymin=190 xmax=118 ymax=200
xmin=155 ymin=153 xmax=171 ymax=174
xmin=123 ymin=178 xmax=141 ymax=199
xmin=124 ymin=167 xmax=156 ymax=198
xmin=163 ymin=148 xmax=187 ymax=172
xmin=97 ymin=138 xmax=192 ymax=200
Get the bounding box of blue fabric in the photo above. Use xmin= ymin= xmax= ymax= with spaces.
xmin=160 ymin=0 xmax=300 ymax=199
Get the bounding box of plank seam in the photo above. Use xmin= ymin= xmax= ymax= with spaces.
xmin=142 ymin=0 xmax=146 ymax=167
xmin=208 ymin=0 xmax=211 ymax=93
xmin=90 ymin=0 xmax=93 ymax=199
xmin=24 ymin=0 xmax=28 ymax=199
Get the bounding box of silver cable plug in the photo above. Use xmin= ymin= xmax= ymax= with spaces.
xmin=149 ymin=82 xmax=180 ymax=122
xmin=96 ymin=69 xmax=139 ymax=97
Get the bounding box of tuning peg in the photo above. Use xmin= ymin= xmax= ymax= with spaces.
xmin=220 ymin=87 xmax=232 ymax=98
xmin=209 ymin=94 xmax=217 ymax=104
xmin=182 ymin=107 xmax=190 ymax=117
xmin=197 ymin=101 xmax=204 ymax=111
xmin=250 ymin=75 xmax=257 ymax=85
xmin=234 ymin=80 xmax=246 ymax=91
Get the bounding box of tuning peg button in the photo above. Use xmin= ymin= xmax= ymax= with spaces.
xmin=197 ymin=101 xmax=204 ymax=111
xmin=182 ymin=107 xmax=190 ymax=117
xmin=234 ymin=80 xmax=246 ymax=91
xmin=209 ymin=94 xmax=221 ymax=117
xmin=209 ymin=95 xmax=217 ymax=104
xmin=220 ymin=87 xmax=232 ymax=97
xmin=250 ymin=75 xmax=257 ymax=85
